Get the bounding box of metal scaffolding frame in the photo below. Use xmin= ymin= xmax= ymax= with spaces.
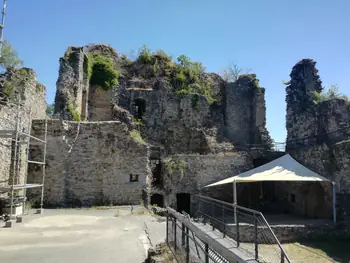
xmin=0 ymin=96 xmax=47 ymax=219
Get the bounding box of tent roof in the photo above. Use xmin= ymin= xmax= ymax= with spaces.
xmin=205 ymin=154 xmax=331 ymax=187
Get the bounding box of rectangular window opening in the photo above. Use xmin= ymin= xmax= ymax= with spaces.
xmin=130 ymin=174 xmax=139 ymax=182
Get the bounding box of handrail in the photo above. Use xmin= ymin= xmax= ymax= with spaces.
xmin=167 ymin=207 xmax=248 ymax=263
xmin=194 ymin=195 xmax=292 ymax=263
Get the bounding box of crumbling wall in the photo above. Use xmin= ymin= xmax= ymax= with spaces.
xmin=225 ymin=75 xmax=272 ymax=149
xmin=285 ymin=59 xmax=350 ymax=222
xmin=0 ymin=69 xmax=46 ymax=191
xmin=160 ymin=153 xmax=253 ymax=207
xmin=28 ymin=120 xmax=151 ymax=207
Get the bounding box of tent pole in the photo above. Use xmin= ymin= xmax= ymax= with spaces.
xmin=233 ymin=180 xmax=237 ymax=224
xmin=332 ymin=182 xmax=336 ymax=225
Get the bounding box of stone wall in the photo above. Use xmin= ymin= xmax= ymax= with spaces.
xmin=285 ymin=59 xmax=350 ymax=223
xmin=159 ymin=153 xmax=253 ymax=207
xmin=28 ymin=120 xmax=151 ymax=207
xmin=225 ymin=75 xmax=272 ymax=149
xmin=286 ymin=59 xmax=350 ymax=149
xmin=0 ymin=68 xmax=46 ymax=192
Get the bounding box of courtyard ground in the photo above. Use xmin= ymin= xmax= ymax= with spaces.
xmin=0 ymin=206 xmax=166 ymax=263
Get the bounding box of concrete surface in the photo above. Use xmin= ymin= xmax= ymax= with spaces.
xmin=0 ymin=206 xmax=166 ymax=263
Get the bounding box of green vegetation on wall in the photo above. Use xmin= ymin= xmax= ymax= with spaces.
xmin=0 ymin=40 xmax=23 ymax=72
xmin=313 ymin=85 xmax=348 ymax=104
xmin=88 ymin=54 xmax=120 ymax=90
xmin=136 ymin=45 xmax=215 ymax=106
xmin=67 ymin=104 xmax=81 ymax=121
xmin=129 ymin=129 xmax=146 ymax=145
xmin=163 ymin=157 xmax=188 ymax=178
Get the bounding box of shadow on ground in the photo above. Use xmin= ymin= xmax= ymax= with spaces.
xmin=298 ymin=239 xmax=350 ymax=263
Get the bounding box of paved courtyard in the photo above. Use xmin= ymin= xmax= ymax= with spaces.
xmin=0 ymin=206 xmax=166 ymax=263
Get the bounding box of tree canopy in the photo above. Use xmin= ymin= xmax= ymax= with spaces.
xmin=0 ymin=40 xmax=23 ymax=71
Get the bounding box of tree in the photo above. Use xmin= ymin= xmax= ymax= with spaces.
xmin=221 ymin=61 xmax=252 ymax=82
xmin=46 ymin=103 xmax=55 ymax=117
xmin=0 ymin=40 xmax=23 ymax=71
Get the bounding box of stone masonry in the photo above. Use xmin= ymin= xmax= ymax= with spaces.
xmin=285 ymin=59 xmax=350 ymax=222
xmin=0 ymin=68 xmax=46 ymax=193
xmin=28 ymin=120 xmax=150 ymax=207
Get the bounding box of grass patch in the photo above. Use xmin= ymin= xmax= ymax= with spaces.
xmin=129 ymin=129 xmax=146 ymax=145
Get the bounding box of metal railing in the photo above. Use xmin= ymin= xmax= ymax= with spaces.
xmin=191 ymin=195 xmax=291 ymax=263
xmin=166 ymin=207 xmax=239 ymax=263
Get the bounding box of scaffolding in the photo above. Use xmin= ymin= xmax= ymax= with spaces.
xmin=0 ymin=95 xmax=47 ymax=220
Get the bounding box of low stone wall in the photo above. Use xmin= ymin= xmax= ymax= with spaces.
xmin=224 ymin=223 xmax=350 ymax=244
xmin=28 ymin=119 xmax=151 ymax=207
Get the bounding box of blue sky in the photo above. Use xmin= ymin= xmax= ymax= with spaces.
xmin=4 ymin=0 xmax=350 ymax=142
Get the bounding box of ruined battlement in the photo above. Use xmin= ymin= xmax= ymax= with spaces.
xmin=54 ymin=44 xmax=272 ymax=155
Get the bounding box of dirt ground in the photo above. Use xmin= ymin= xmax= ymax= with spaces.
xmin=0 ymin=206 xmax=166 ymax=263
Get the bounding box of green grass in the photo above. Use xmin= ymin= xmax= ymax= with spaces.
xmin=129 ymin=129 xmax=146 ymax=145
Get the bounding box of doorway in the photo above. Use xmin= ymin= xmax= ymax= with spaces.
xmin=134 ymin=98 xmax=146 ymax=120
xmin=176 ymin=193 xmax=191 ymax=214
xmin=150 ymin=194 xmax=164 ymax=208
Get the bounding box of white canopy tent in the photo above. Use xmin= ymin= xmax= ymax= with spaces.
xmin=205 ymin=154 xmax=336 ymax=224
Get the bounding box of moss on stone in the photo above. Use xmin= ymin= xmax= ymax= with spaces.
xmin=163 ymin=157 xmax=188 ymax=178
xmin=129 ymin=129 xmax=146 ymax=145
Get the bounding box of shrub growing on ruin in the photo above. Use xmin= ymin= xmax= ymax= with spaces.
xmin=163 ymin=157 xmax=188 ymax=178
xmin=173 ymin=55 xmax=215 ymax=105
xmin=129 ymin=129 xmax=146 ymax=145
xmin=88 ymin=54 xmax=120 ymax=90
xmin=313 ymin=84 xmax=348 ymax=104
xmin=67 ymin=104 xmax=81 ymax=121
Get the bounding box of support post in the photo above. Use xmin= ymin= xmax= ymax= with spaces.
xmin=166 ymin=211 xmax=168 ymax=243
xmin=332 ymin=181 xmax=337 ymax=225
xmin=186 ymin=227 xmax=190 ymax=263
xmin=205 ymin=243 xmax=209 ymax=263
xmin=254 ymin=214 xmax=258 ymax=260
xmin=182 ymin=223 xmax=185 ymax=246
xmin=233 ymin=180 xmax=237 ymax=225
xmin=174 ymin=218 xmax=177 ymax=252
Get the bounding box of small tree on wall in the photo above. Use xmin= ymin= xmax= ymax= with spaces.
xmin=220 ymin=61 xmax=252 ymax=82
xmin=0 ymin=40 xmax=23 ymax=72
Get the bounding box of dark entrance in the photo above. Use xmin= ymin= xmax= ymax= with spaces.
xmin=151 ymin=159 xmax=162 ymax=187
xmin=176 ymin=193 xmax=191 ymax=214
xmin=150 ymin=194 xmax=164 ymax=208
xmin=134 ymin=98 xmax=146 ymax=120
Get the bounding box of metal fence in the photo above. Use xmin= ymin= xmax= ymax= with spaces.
xmin=191 ymin=195 xmax=291 ymax=263
xmin=166 ymin=207 xmax=236 ymax=263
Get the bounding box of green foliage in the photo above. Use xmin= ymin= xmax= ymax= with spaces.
xmin=88 ymin=54 xmax=120 ymax=89
xmin=3 ymin=82 xmax=14 ymax=97
xmin=173 ymin=55 xmax=215 ymax=105
xmin=220 ymin=62 xmax=252 ymax=82
xmin=138 ymin=45 xmax=152 ymax=63
xmin=46 ymin=103 xmax=55 ymax=116
xmin=129 ymin=129 xmax=146 ymax=145
xmin=67 ymin=104 xmax=81 ymax=121
xmin=0 ymin=40 xmax=23 ymax=72
xmin=253 ymin=79 xmax=261 ymax=88
xmin=132 ymin=119 xmax=144 ymax=126
xmin=313 ymin=84 xmax=348 ymax=104
xmin=163 ymin=157 xmax=188 ymax=178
